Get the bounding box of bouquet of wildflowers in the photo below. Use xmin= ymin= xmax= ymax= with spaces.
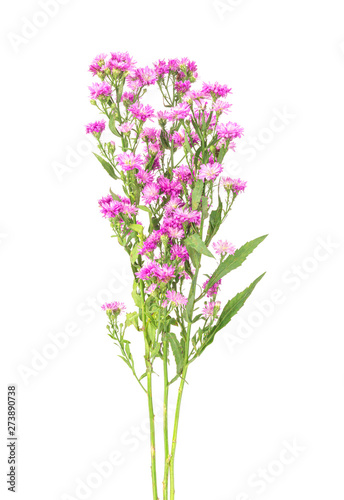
xmin=86 ymin=51 xmax=267 ymax=500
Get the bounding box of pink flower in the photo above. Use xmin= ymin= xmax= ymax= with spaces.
xmin=198 ymin=162 xmax=223 ymax=181
xmin=173 ymin=165 xmax=193 ymax=184
xmin=175 ymin=80 xmax=191 ymax=93
xmin=139 ymin=230 xmax=163 ymax=255
xmin=86 ymin=120 xmax=106 ymax=135
xmin=117 ymin=122 xmax=134 ymax=134
xmin=101 ymin=301 xmax=126 ymax=315
xmin=128 ymin=66 xmax=157 ymax=87
xmin=217 ymin=121 xmax=244 ymax=140
xmin=212 ymin=100 xmax=232 ymax=114
xmin=221 ymin=177 xmax=247 ymax=194
xmin=212 ymin=240 xmax=236 ymax=256
xmin=155 ymin=264 xmax=175 ymax=283
xmin=202 ymin=278 xmax=222 ymax=297
xmin=174 ymin=208 xmax=201 ymax=226
xmin=166 ymin=226 xmax=184 ymax=239
xmin=117 ymin=152 xmax=143 ymax=171
xmin=202 ymin=301 xmax=221 ymax=318
xmin=164 ymin=290 xmax=188 ymax=307
xmin=202 ymin=82 xmax=232 ymax=99
xmin=89 ymin=81 xmax=112 ymax=100
xmin=129 ymin=102 xmax=155 ymax=122
xmin=89 ymin=53 xmax=107 ymax=75
xmin=146 ymin=283 xmax=158 ymax=294
xmin=170 ymin=244 xmax=189 ymax=262
xmin=108 ymin=51 xmax=136 ymax=72
xmin=98 ymin=195 xmax=137 ymax=219
xmin=168 ymin=103 xmax=191 ymax=121
xmin=142 ymin=183 xmax=160 ymax=205
xmin=135 ymin=261 xmax=159 ymax=280
xmin=136 ymin=168 xmax=155 ymax=184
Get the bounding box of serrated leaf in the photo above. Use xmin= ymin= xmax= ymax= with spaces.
xmin=192 ymin=179 xmax=204 ymax=210
xmin=93 ymin=153 xmax=117 ymax=180
xmin=199 ymin=273 xmax=266 ymax=354
xmin=185 ymin=233 xmax=215 ymax=259
xmin=205 ymin=235 xmax=268 ymax=293
xmin=167 ymin=332 xmax=184 ymax=375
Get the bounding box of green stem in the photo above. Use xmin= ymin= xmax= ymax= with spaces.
xmin=140 ymin=281 xmax=158 ymax=500
xmin=163 ymin=335 xmax=170 ymax=500
xmin=169 ymin=323 xmax=191 ymax=500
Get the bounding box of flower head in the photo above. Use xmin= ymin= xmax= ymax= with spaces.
xmin=117 ymin=152 xmax=143 ymax=171
xmin=202 ymin=301 xmax=221 ymax=318
xmin=101 ymin=301 xmax=126 ymax=316
xmin=129 ymin=102 xmax=155 ymax=122
xmin=89 ymin=81 xmax=112 ymax=100
xmin=221 ymin=177 xmax=247 ymax=194
xmin=217 ymin=121 xmax=244 ymax=140
xmin=86 ymin=120 xmax=106 ymax=136
xmin=164 ymin=290 xmax=188 ymax=307
xmin=212 ymin=240 xmax=236 ymax=256
xmin=198 ymin=162 xmax=223 ymax=181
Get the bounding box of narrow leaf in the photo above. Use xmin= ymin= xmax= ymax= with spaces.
xmin=199 ymin=273 xmax=266 ymax=354
xmin=93 ymin=153 xmax=117 ymax=180
xmin=192 ymin=180 xmax=204 ymax=210
xmin=185 ymin=233 xmax=215 ymax=259
xmin=205 ymin=235 xmax=268 ymax=293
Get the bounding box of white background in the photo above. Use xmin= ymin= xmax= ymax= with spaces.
xmin=1 ymin=0 xmax=344 ymax=499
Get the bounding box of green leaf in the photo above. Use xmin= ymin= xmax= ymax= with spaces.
xmin=132 ymin=280 xmax=141 ymax=308
xmin=192 ymin=179 xmax=204 ymax=210
xmin=202 ymin=196 xmax=209 ymax=220
xmin=204 ymin=235 xmax=268 ymax=293
xmin=129 ymin=224 xmax=143 ymax=236
xmin=109 ymin=114 xmax=121 ymax=137
xmin=217 ymin=145 xmax=226 ymax=163
xmin=125 ymin=312 xmax=139 ymax=331
xmin=130 ymin=243 xmax=140 ymax=264
xmin=184 ymin=135 xmax=193 ymax=154
xmin=93 ymin=153 xmax=117 ymax=180
xmin=205 ymin=195 xmax=223 ymax=245
xmin=167 ymin=332 xmax=184 ymax=375
xmin=147 ymin=322 xmax=156 ymax=344
xmin=185 ymin=233 xmax=215 ymax=260
xmin=199 ymin=273 xmax=266 ymax=354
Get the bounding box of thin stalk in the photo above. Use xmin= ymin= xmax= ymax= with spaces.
xmin=169 ymin=323 xmax=192 ymax=500
xmin=163 ymin=336 xmax=170 ymax=500
xmin=140 ymin=280 xmax=158 ymax=500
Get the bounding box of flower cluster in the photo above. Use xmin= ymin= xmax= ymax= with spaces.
xmin=87 ymin=50 xmax=248 ymax=343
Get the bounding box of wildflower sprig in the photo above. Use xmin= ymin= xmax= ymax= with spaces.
xmin=87 ymin=51 xmax=267 ymax=500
